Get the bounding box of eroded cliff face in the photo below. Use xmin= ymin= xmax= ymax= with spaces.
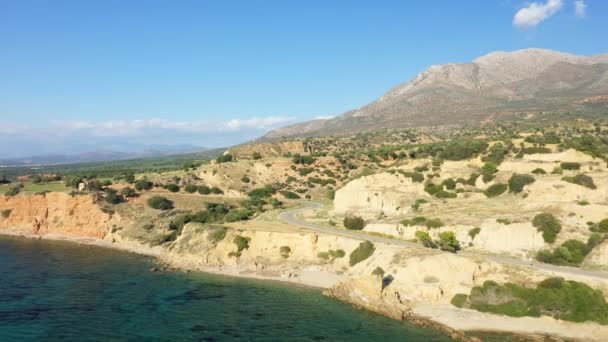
xmin=0 ymin=193 xmax=121 ymax=238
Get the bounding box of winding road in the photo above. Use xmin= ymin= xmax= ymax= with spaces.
xmin=279 ymin=201 xmax=608 ymax=281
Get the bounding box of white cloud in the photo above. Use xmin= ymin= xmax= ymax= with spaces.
xmin=574 ymin=0 xmax=586 ymax=18
xmin=51 ymin=116 xmax=296 ymax=137
xmin=313 ymin=115 xmax=335 ymax=120
xmin=513 ymin=0 xmax=563 ymax=29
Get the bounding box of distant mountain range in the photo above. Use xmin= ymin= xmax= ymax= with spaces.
xmin=0 ymin=145 xmax=207 ymax=167
xmin=264 ymin=48 xmax=608 ymax=139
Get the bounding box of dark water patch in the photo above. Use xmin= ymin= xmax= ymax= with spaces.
xmin=0 ymin=235 xmax=453 ymax=341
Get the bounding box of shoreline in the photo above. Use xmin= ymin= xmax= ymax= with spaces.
xmin=3 ymin=229 xmax=608 ymax=342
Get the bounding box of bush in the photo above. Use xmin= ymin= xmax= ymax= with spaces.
xmin=224 ymin=209 xmax=253 ymax=222
xmin=401 ymin=216 xmax=427 ymax=226
xmin=298 ymin=167 xmax=314 ymax=176
xmin=280 ymin=246 xmax=291 ymax=258
xmin=560 ymin=162 xmax=581 ymax=170
xmin=451 ymin=294 xmax=468 ymax=308
xmin=344 ymin=216 xmax=366 ymax=230
xmin=165 ymin=183 xmax=180 ymax=192
xmin=349 ymin=241 xmax=375 ymax=266
xmin=532 ymin=168 xmax=547 ymax=175
xmin=484 ymin=184 xmax=508 ymax=198
xmin=508 ymin=174 xmax=535 ymax=193
xmin=415 ymin=230 xmax=436 ymax=248
xmin=438 ymin=231 xmax=460 ymax=253
xmin=216 ymin=154 xmax=233 ymax=163
xmin=280 ymin=190 xmax=301 ymax=199
xmin=587 ymin=233 xmax=605 ymax=249
xmin=434 ymin=190 xmax=457 ymax=199
xmin=134 ymin=180 xmax=153 ymax=191
xmin=441 ymin=178 xmax=456 ymax=190
xmin=468 ymin=227 xmax=481 ymax=239
xmin=1 ymin=209 xmax=12 ymax=219
xmin=372 ymin=267 xmax=385 ymax=278
xmin=562 ymin=174 xmax=597 ymax=189
xmin=207 ymin=226 xmax=227 ymax=244
xmin=252 ymin=152 xmax=262 ymax=160
xmin=532 ymin=213 xmax=561 ymax=243
xmin=120 ymin=187 xmax=137 ymax=197
xmin=522 ymin=146 xmax=552 ymax=154
xmin=461 ymin=278 xmax=608 ymax=324
xmin=197 ymin=185 xmax=211 ymax=195
xmin=233 ymin=235 xmax=251 ymax=254
xmin=536 ymin=240 xmax=590 ymax=266
xmin=241 ymin=176 xmax=251 ymax=183
xmin=104 ymin=189 xmax=123 ymax=204
xmin=425 ymin=218 xmax=444 ymax=228
xmin=184 ymin=184 xmax=197 ymax=193
xmin=4 ymin=186 xmax=21 ymax=197
xmin=210 ymin=186 xmax=223 ymax=194
xmin=439 ymin=140 xmax=488 ymax=161
xmin=598 ymin=219 xmax=608 ymax=232
xmin=248 ymin=185 xmax=275 ymax=198
xmin=147 ymin=196 xmax=174 ymax=210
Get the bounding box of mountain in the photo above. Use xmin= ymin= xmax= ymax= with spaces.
xmin=0 ymin=145 xmax=206 ymax=167
xmin=263 ymin=48 xmax=608 ymax=139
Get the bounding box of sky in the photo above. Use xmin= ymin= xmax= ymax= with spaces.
xmin=1 ymin=0 xmax=607 ymax=158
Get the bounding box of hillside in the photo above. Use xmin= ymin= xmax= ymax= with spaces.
xmin=264 ymin=48 xmax=608 ymax=139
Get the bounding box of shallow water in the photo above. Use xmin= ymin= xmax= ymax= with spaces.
xmin=0 ymin=235 xmax=453 ymax=341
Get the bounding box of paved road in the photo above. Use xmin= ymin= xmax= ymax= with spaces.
xmin=279 ymin=201 xmax=608 ymax=281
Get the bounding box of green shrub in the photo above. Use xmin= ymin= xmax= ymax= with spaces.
xmin=165 ymin=183 xmax=180 ymax=192
xmin=484 ymin=183 xmax=507 ymax=198
xmin=241 ymin=176 xmax=251 ymax=183
xmin=532 ymin=213 xmax=561 ymax=243
xmin=468 ymin=227 xmax=481 ymax=239
xmin=508 ymin=174 xmax=535 ymax=193
xmin=248 ymin=185 xmax=275 ymax=198
xmin=326 ymin=189 xmax=335 ymax=200
xmin=560 ymin=162 xmax=581 ymax=170
xmin=451 ymin=294 xmax=468 ymax=308
xmin=252 ymin=152 xmax=262 ymax=160
xmin=197 ymin=185 xmax=211 ymax=195
xmin=462 ymin=278 xmax=608 ymax=324
xmin=401 ymin=216 xmax=427 ymax=226
xmin=349 ymin=241 xmax=375 ymax=266
xmin=120 ymin=187 xmax=137 ymax=197
xmin=438 ymin=231 xmax=460 ymax=253
xmin=439 ymin=140 xmax=488 ymax=161
xmin=4 ymin=186 xmax=21 ymax=197
xmin=372 ymin=267 xmax=385 ymax=278
xmin=598 ymin=219 xmax=608 ymax=232
xmin=210 ymin=186 xmax=223 ymax=194
xmin=522 ymin=146 xmax=551 ymax=154
xmin=317 ymin=252 xmax=330 ymax=261
xmin=1 ymin=209 xmax=12 ymax=219
xmin=587 ymin=233 xmax=605 ymax=249
xmin=298 ymin=167 xmax=314 ymax=176
xmin=233 ymin=235 xmax=251 ymax=254
xmin=536 ymin=240 xmax=591 ymax=266
xmin=184 ymin=184 xmax=197 ymax=193
xmin=280 ymin=246 xmax=291 ymax=258
xmin=280 ymin=190 xmax=301 ymax=199
xmin=434 ymin=190 xmax=457 ymax=199
xmin=134 ymin=180 xmax=153 ymax=191
xmin=425 ymin=218 xmax=444 ymax=228
xmin=562 ymin=174 xmax=597 ymax=189
xmin=441 ymin=178 xmax=456 ymax=190
xmin=216 ymin=154 xmax=233 ymax=163
xmin=398 ymin=170 xmax=424 ymax=183
xmin=344 ymin=216 xmax=366 ymax=230
xmin=224 ymin=209 xmax=253 ymax=222
xmin=532 ymin=168 xmax=547 ymax=175
xmin=147 ymin=196 xmax=174 ymax=210
xmin=329 ymin=249 xmax=345 ymax=258
xmin=415 ymin=230 xmax=436 ymax=248
xmin=103 ymin=189 xmax=123 ymax=205
xmin=207 ymin=226 xmax=227 ymax=244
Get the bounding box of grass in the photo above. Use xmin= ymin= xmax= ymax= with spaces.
xmin=0 ymin=181 xmax=68 ymax=195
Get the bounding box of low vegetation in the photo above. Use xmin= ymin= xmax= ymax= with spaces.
xmin=451 ymin=278 xmax=608 ymax=325
xmin=532 ymin=213 xmax=561 ymax=243
xmin=562 ymin=174 xmax=597 ymax=189
xmin=343 ymin=216 xmax=365 ymax=230
xmin=349 ymin=241 xmax=375 ymax=266
xmin=147 ymin=196 xmax=174 ymax=210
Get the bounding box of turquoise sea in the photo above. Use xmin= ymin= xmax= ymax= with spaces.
xmin=0 ymin=235 xmax=453 ymax=341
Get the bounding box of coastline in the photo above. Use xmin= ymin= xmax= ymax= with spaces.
xmin=3 ymin=228 xmax=608 ymax=342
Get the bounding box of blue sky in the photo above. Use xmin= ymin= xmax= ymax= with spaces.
xmin=1 ymin=0 xmax=606 ymax=158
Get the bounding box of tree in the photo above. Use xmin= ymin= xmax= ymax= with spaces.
xmin=120 ymin=187 xmax=137 ymax=197
xmin=216 ymin=154 xmax=233 ymax=163
xmin=508 ymin=174 xmax=535 ymax=193
xmin=438 ymin=231 xmax=460 ymax=253
xmin=147 ymin=196 xmax=174 ymax=210
xmin=184 ymin=184 xmax=197 ymax=193
xmin=124 ymin=172 xmax=135 ymax=183
xmin=344 ymin=216 xmax=365 ymax=230
xmin=532 ymin=213 xmax=561 ymax=243
xmin=165 ymin=183 xmax=180 ymax=192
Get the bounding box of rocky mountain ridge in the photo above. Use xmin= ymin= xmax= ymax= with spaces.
xmin=264 ymin=48 xmax=608 ymax=139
